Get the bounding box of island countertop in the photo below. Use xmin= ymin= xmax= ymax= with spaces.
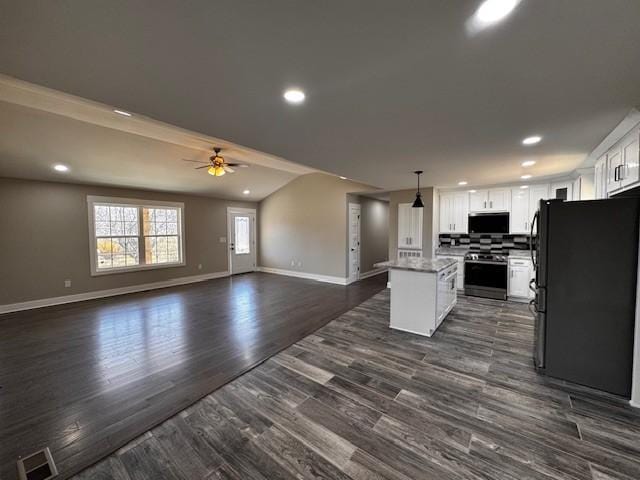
xmin=375 ymin=257 xmax=457 ymax=273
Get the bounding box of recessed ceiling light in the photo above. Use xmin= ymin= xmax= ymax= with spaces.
xmin=469 ymin=190 xmax=477 ymax=193
xmin=522 ymin=136 xmax=542 ymax=146
xmin=520 ymin=185 xmax=529 ymax=189
xmin=53 ymin=164 xmax=69 ymax=172
xmin=521 ymin=160 xmax=536 ymax=167
xmin=521 ymin=174 xmax=532 ymax=180
xmin=283 ymin=89 xmax=305 ymax=104
xmin=467 ymin=0 xmax=521 ymax=33
xmin=339 ymin=176 xmax=347 ymax=180
xmin=113 ymin=109 xmax=132 ymax=117
xmin=458 ymin=181 xmax=468 ymax=186
xmin=243 ymin=189 xmax=250 ymax=195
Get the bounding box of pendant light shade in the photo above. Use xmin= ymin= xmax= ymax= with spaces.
xmin=412 ymin=193 xmax=424 ymax=208
xmin=412 ymin=170 xmax=424 ymax=208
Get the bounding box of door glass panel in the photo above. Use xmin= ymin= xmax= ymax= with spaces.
xmin=234 ymin=216 xmax=250 ymax=254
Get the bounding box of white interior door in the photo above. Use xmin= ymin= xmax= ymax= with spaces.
xmin=228 ymin=209 xmax=256 ymax=275
xmin=348 ymin=203 xmax=361 ymax=283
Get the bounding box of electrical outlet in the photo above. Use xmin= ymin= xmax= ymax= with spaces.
xmin=290 ymin=259 xmax=296 ymax=267
xmin=64 ymin=279 xmax=71 ymax=288
xmin=198 ymin=264 xmax=202 ymax=270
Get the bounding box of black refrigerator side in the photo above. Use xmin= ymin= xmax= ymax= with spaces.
xmin=543 ymin=198 xmax=639 ymax=397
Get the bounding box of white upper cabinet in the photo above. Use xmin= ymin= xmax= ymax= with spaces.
xmin=510 ymin=188 xmax=529 ymax=234
xmin=469 ymin=188 xmax=511 ymax=213
xmin=594 ymin=155 xmax=607 ymax=199
xmin=607 ymin=145 xmax=623 ymax=193
xmin=398 ymin=203 xmax=423 ymax=249
xmin=529 ymin=184 xmax=549 ymax=217
xmin=488 ymin=188 xmax=511 ymax=211
xmin=621 ymin=129 xmax=640 ymax=189
xmin=469 ymin=190 xmax=487 ymax=212
xmin=440 ymin=192 xmax=469 ymax=234
xmin=510 ymin=184 xmax=549 ymax=234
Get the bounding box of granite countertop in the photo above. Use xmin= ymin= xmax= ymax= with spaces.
xmin=435 ymin=247 xmax=469 ymax=257
xmin=509 ymin=249 xmax=532 ymax=259
xmin=375 ymin=257 xmax=457 ymax=273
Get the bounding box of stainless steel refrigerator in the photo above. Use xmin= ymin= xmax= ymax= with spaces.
xmin=531 ymin=198 xmax=639 ymax=397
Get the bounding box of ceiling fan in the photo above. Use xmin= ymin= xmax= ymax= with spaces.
xmin=182 ymin=147 xmax=248 ymax=176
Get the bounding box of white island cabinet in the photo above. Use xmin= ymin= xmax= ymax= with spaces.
xmin=375 ymin=257 xmax=457 ymax=337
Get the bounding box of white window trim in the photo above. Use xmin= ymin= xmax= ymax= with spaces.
xmin=87 ymin=195 xmax=186 ymax=276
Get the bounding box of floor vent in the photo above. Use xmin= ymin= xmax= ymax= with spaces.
xmin=17 ymin=448 xmax=58 ymax=480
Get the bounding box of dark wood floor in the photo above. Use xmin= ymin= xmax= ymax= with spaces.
xmin=0 ymin=272 xmax=387 ymax=480
xmin=71 ymin=290 xmax=640 ymax=480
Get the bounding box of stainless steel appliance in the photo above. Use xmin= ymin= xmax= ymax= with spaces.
xmin=468 ymin=212 xmax=509 ymax=234
xmin=531 ymin=198 xmax=640 ymax=397
xmin=464 ymin=251 xmax=508 ymax=300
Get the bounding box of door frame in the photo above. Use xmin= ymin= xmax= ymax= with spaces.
xmin=347 ymin=203 xmax=361 ymax=284
xmin=227 ymin=207 xmax=257 ymax=275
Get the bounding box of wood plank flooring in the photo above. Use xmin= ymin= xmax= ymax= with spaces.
xmin=71 ymin=290 xmax=640 ymax=480
xmin=0 ymin=272 xmax=387 ymax=480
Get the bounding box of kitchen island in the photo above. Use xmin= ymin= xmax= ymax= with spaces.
xmin=375 ymin=257 xmax=457 ymax=337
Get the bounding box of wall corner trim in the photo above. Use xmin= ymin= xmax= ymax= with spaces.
xmin=0 ymin=270 xmax=230 ymax=315
xmin=258 ymin=266 xmax=348 ymax=285
xmin=630 ymin=400 xmax=640 ymax=409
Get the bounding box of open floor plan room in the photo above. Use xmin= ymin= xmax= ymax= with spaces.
xmin=73 ymin=291 xmax=640 ymax=480
xmin=2 ymin=1 xmax=640 ymax=479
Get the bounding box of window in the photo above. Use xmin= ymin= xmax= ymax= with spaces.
xmin=234 ymin=216 xmax=250 ymax=254
xmin=88 ymin=196 xmax=184 ymax=275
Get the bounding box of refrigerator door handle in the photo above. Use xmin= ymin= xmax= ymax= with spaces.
xmin=530 ymin=210 xmax=539 ymax=267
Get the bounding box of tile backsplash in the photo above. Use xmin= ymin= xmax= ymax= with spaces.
xmin=439 ymin=233 xmax=533 ymax=251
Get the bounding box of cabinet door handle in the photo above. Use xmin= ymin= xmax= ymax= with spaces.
xmin=490 ymin=200 xmax=493 ymax=208
xmin=484 ymin=201 xmax=486 ymax=208
xmin=453 ymin=223 xmax=456 ymax=231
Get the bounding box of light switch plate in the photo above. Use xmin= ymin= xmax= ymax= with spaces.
xmin=219 ymin=237 xmax=227 ymax=243
xmin=64 ymin=280 xmax=71 ymax=288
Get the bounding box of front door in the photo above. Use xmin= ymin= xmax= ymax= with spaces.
xmin=229 ymin=210 xmax=256 ymax=275
xmin=348 ymin=203 xmax=361 ymax=283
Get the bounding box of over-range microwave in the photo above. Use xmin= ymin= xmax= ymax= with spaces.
xmin=468 ymin=212 xmax=509 ymax=234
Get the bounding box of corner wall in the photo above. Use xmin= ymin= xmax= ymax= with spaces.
xmin=0 ymin=177 xmax=255 ymax=306
xmin=358 ymin=197 xmax=389 ymax=273
xmin=258 ymin=173 xmax=373 ymax=279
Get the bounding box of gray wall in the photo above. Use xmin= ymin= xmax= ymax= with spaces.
xmin=0 ymin=177 xmax=255 ymax=305
xmin=388 ymin=187 xmax=434 ymax=260
xmin=259 ymin=173 xmax=373 ymax=278
xmin=358 ymin=197 xmax=389 ymax=273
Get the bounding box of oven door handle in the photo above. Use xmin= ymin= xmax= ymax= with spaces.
xmin=464 ymin=260 xmax=506 ymax=266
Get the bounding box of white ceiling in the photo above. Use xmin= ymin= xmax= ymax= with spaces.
xmin=0 ymin=99 xmax=304 ymax=201
xmin=1 ymin=1 xmax=640 ymax=190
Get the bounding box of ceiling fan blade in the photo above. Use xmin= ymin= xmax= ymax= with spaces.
xmin=195 ymin=165 xmax=210 ymax=169
xmin=182 ymin=158 xmax=209 ymax=164
xmin=223 ymin=166 xmax=235 ymax=173
xmin=226 ymin=163 xmax=249 ymax=168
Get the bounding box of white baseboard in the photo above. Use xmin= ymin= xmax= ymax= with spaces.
xmin=359 ymin=267 xmax=388 ymax=280
xmin=630 ymin=399 xmax=640 ymax=409
xmin=0 ymin=270 xmax=230 ymax=315
xmin=258 ymin=267 xmax=348 ymax=285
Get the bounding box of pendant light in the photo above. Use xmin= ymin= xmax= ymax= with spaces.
xmin=412 ymin=170 xmax=424 ymax=208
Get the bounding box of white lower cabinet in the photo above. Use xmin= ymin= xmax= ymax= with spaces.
xmin=508 ymin=258 xmax=533 ymax=300
xmin=436 ymin=255 xmax=465 ymax=291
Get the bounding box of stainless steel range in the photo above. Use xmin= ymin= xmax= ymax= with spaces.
xmin=464 ymin=251 xmax=508 ymax=300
